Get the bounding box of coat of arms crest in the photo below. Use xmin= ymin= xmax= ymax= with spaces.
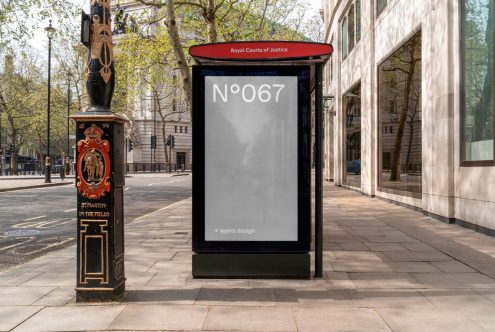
xmin=77 ymin=124 xmax=111 ymax=199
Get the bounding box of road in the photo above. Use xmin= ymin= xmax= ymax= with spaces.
xmin=0 ymin=174 xmax=192 ymax=271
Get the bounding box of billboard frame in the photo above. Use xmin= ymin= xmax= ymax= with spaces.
xmin=192 ymin=65 xmax=312 ymax=254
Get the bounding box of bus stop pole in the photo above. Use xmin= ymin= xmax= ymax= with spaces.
xmin=315 ymin=63 xmax=323 ymax=278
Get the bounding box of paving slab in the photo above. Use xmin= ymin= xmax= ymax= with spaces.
xmin=325 ymin=272 xmax=357 ymax=289
xmin=196 ymin=287 xmax=275 ymax=306
xmin=376 ymin=306 xmax=484 ymax=332
xmin=293 ymin=307 xmax=391 ymax=332
xmin=348 ymin=289 xmax=432 ymax=308
xmin=412 ymin=272 xmax=495 ymax=289
xmin=349 ymin=272 xmax=421 ymax=289
xmin=364 ymin=242 xmax=408 ymax=252
xmin=386 ymin=262 xmax=441 ymax=273
xmin=0 ymin=272 xmax=43 ymax=286
xmin=431 ymin=260 xmax=477 ymax=273
xmin=203 ymin=306 xmax=296 ymax=332
xmin=0 ymin=306 xmax=42 ymax=332
xmin=330 ymin=260 xmax=393 ymax=273
xmin=20 ymin=271 xmax=75 ymax=287
xmin=382 ymin=251 xmax=452 ymax=262
xmin=0 ymin=286 xmax=55 ymax=305
xmin=12 ymin=305 xmax=126 ymax=332
xmin=31 ymin=287 xmax=77 ymax=306
xmin=124 ymin=285 xmax=200 ymax=304
xmin=109 ymin=304 xmax=208 ymax=331
xmin=419 ymin=288 xmax=495 ymax=329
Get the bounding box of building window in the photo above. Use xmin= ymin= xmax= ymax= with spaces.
xmin=341 ymin=0 xmax=361 ymax=60
xmin=175 ymin=126 xmax=177 ymax=133
xmin=185 ymin=127 xmax=188 ymax=134
xmin=348 ymin=4 xmax=355 ymax=51
xmin=377 ymin=0 xmax=387 ymax=16
xmin=342 ymin=16 xmax=348 ymax=59
xmin=180 ymin=126 xmax=183 ymax=133
xmin=378 ymin=31 xmax=422 ymax=196
xmin=329 ymin=35 xmax=334 ymax=82
xmin=343 ymin=83 xmax=361 ymax=188
xmin=462 ymin=0 xmax=494 ymax=163
xmin=356 ymin=0 xmax=361 ymax=42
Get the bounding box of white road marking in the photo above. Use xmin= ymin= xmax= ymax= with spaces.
xmin=124 ymin=187 xmax=129 ymax=191
xmin=24 ymin=216 xmax=46 ymax=221
xmin=12 ymin=218 xmax=75 ymax=229
xmin=64 ymin=208 xmax=77 ymax=212
xmin=0 ymin=239 xmax=32 ymax=252
xmin=17 ymin=238 xmax=74 ymax=255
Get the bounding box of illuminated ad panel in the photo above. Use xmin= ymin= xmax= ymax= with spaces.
xmin=192 ymin=66 xmax=311 ymax=253
xmin=205 ymin=76 xmax=298 ymax=241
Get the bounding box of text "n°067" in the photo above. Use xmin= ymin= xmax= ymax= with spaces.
xmin=213 ymin=83 xmax=285 ymax=103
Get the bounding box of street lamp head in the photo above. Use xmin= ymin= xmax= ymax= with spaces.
xmin=45 ymin=20 xmax=56 ymax=39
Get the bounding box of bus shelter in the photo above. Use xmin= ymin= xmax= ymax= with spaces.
xmin=190 ymin=41 xmax=333 ymax=278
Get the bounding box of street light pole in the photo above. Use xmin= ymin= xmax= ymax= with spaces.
xmin=0 ymin=108 xmax=3 ymax=176
xmin=44 ymin=20 xmax=56 ymax=183
xmin=67 ymin=74 xmax=71 ymax=157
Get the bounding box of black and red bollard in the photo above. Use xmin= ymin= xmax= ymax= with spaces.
xmin=71 ymin=0 xmax=127 ymax=302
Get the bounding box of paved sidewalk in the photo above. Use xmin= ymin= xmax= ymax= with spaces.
xmin=1 ymin=183 xmax=495 ymax=331
xmin=0 ymin=176 xmax=74 ymax=192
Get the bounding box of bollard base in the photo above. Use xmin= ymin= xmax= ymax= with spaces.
xmin=76 ymin=281 xmax=126 ymax=302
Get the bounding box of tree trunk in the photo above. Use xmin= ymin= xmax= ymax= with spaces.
xmin=165 ymin=0 xmax=192 ymax=114
xmin=205 ymin=0 xmax=218 ymax=43
xmin=390 ymin=44 xmax=418 ymax=182
xmin=405 ymin=98 xmax=419 ymax=172
xmin=7 ymin=115 xmax=18 ymax=175
xmin=162 ymin=123 xmax=169 ymax=165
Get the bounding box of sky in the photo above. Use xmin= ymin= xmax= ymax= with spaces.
xmin=31 ymin=0 xmax=323 ymax=53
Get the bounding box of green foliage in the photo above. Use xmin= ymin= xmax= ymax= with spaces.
xmin=0 ymin=50 xmax=74 ymax=160
xmin=0 ymin=0 xmax=77 ymax=49
xmin=0 ymin=0 xmax=82 ymax=161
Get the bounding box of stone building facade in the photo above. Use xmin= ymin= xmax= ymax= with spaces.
xmin=112 ymin=0 xmax=192 ymax=171
xmin=322 ymin=0 xmax=495 ymax=233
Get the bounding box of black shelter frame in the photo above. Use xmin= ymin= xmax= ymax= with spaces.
xmin=190 ymin=41 xmax=332 ymax=278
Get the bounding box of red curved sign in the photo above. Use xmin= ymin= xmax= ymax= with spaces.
xmin=189 ymin=41 xmax=333 ymax=61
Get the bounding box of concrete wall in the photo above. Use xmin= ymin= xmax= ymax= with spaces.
xmin=323 ymin=0 xmax=495 ymax=231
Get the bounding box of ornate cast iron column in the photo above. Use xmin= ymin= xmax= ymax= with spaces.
xmin=71 ymin=0 xmax=127 ymax=302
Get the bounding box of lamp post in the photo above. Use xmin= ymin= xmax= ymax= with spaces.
xmin=0 ymin=108 xmax=3 ymax=176
xmin=67 ymin=74 xmax=71 ymax=157
xmin=44 ymin=20 xmax=56 ymax=183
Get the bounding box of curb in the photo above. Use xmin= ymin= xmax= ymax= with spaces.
xmin=0 ymin=176 xmax=76 ymax=180
xmin=172 ymin=173 xmax=190 ymax=177
xmin=0 ymin=182 xmax=73 ymax=193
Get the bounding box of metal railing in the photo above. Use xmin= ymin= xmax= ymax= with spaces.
xmin=125 ymin=163 xmax=190 ymax=173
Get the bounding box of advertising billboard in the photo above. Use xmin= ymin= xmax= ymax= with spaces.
xmin=193 ymin=66 xmax=311 ymax=253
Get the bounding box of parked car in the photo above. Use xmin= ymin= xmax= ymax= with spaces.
xmin=346 ymin=160 xmax=361 ymax=175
